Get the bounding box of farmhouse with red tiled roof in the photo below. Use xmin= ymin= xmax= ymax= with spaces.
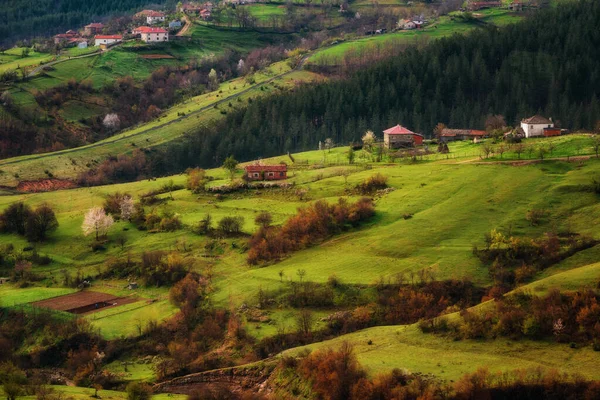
xmin=84 ymin=23 xmax=104 ymax=36
xmin=244 ymin=164 xmax=287 ymax=181
xmin=134 ymin=26 xmax=169 ymax=42
xmin=383 ymin=125 xmax=424 ymax=148
xmin=94 ymin=35 xmax=123 ymax=47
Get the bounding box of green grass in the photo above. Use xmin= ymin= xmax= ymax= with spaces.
xmin=105 ymin=358 xmax=158 ymax=381
xmin=0 ymin=286 xmax=77 ymax=307
xmin=9 ymin=385 xmax=187 ymax=400
xmin=282 ymin=323 xmax=600 ymax=381
xmin=0 ymin=64 xmax=323 ymax=187
xmin=513 ymin=261 xmax=600 ymax=296
xmin=0 ymin=138 xmax=599 ymax=339
xmin=308 ymin=11 xmax=523 ymax=65
xmin=87 ymin=299 xmax=178 ymax=340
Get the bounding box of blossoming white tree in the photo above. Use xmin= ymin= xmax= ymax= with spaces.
xmin=119 ymin=196 xmax=135 ymax=221
xmin=103 ymin=113 xmax=120 ymax=131
xmin=82 ymin=207 xmax=114 ymax=240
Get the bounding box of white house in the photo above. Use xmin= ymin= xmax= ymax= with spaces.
xmin=94 ymin=35 xmax=122 ymax=47
xmin=399 ymin=19 xmax=416 ymax=30
xmin=520 ymin=115 xmax=554 ymax=138
xmin=146 ymin=11 xmax=166 ymax=24
xmin=136 ymin=27 xmax=169 ymax=43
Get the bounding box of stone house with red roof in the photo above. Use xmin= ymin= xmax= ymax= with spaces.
xmin=244 ymin=164 xmax=287 ymax=181
xmin=383 ymin=125 xmax=424 ymax=149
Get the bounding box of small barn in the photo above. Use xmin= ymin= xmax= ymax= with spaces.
xmin=440 ymin=128 xmax=487 ymax=142
xmin=244 ymin=164 xmax=287 ymax=181
xmin=543 ymin=127 xmax=561 ymax=137
xmin=383 ymin=125 xmax=423 ymax=149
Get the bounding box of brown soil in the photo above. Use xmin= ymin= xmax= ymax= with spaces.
xmin=17 ymin=179 xmax=77 ymax=193
xmin=32 ymin=291 xmax=139 ymax=315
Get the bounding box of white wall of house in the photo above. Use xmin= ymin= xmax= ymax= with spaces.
xmin=147 ymin=16 xmax=166 ymax=24
xmin=94 ymin=38 xmax=120 ymax=46
xmin=141 ymin=32 xmax=169 ymax=42
xmin=521 ymin=122 xmax=554 ymax=138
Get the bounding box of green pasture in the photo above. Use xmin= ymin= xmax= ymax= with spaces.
xmin=87 ymin=299 xmax=178 ymax=339
xmin=0 ymin=49 xmax=55 ymax=75
xmin=8 ymin=385 xmax=187 ymax=400
xmin=308 ymin=10 xmax=523 ymax=65
xmin=0 ymin=67 xmax=322 ymax=187
xmin=0 ymin=286 xmax=76 ymax=307
xmin=282 ymin=323 xmax=600 ymax=381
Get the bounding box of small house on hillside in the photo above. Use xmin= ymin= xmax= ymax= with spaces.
xmin=54 ymin=30 xmax=80 ymax=45
xmin=200 ymin=9 xmax=211 ymax=19
xmin=94 ymin=35 xmax=122 ymax=47
xmin=440 ymin=128 xmax=487 ymax=142
xmin=84 ymin=23 xmax=104 ymax=36
xmin=520 ymin=115 xmax=554 ymax=138
xmin=180 ymin=3 xmax=203 ymax=14
xmin=146 ymin=11 xmax=166 ymax=24
xmin=399 ymin=19 xmax=416 ymax=30
xmin=135 ymin=26 xmax=169 ymax=42
xmin=244 ymin=164 xmax=288 ymax=181
xmin=383 ymin=125 xmax=423 ymax=149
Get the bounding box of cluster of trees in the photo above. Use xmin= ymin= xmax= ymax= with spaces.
xmin=0 ymin=0 xmax=169 ymax=45
xmin=283 ymin=344 xmax=600 ymax=400
xmin=247 ymin=197 xmax=375 ymax=264
xmin=474 ymin=229 xmax=597 ymax=291
xmin=149 ymin=1 xmax=600 ymax=175
xmin=0 ymin=202 xmax=58 ymax=242
xmin=422 ymin=289 xmax=600 ymax=346
xmin=255 ymin=275 xmax=483 ymax=357
xmin=103 ymin=250 xmax=189 ymax=286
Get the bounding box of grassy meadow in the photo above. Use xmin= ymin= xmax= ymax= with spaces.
xmin=0 ymin=65 xmax=323 ymax=187
xmin=0 ymin=136 xmax=599 ymax=344
xmin=307 ymin=9 xmax=523 ymax=66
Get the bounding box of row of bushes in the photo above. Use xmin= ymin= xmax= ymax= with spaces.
xmin=247 ymin=197 xmax=375 ymax=264
xmin=281 ymin=343 xmax=600 ymax=400
xmin=421 ymin=289 xmax=600 ymax=345
xmin=474 ymin=229 xmax=597 ymax=289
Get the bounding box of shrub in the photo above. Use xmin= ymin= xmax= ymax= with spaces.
xmin=159 ymin=215 xmax=182 ymax=232
xmin=218 ymin=216 xmax=244 ymax=235
xmin=356 ymin=173 xmax=388 ymax=194
xmin=126 ymin=382 xmax=152 ymax=400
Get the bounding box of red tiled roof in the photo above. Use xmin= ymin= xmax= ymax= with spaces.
xmin=147 ymin=11 xmax=165 ymax=17
xmin=55 ymin=32 xmax=79 ymax=38
xmin=135 ymin=26 xmax=168 ymax=33
xmin=95 ymin=35 xmax=122 ymax=39
xmin=244 ymin=164 xmax=287 ymax=172
xmin=383 ymin=124 xmax=421 ymax=136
